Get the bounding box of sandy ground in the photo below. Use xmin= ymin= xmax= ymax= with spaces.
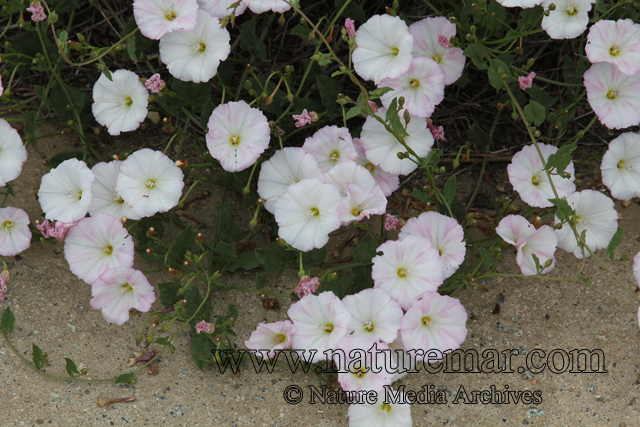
xmin=1 ymin=126 xmax=639 ymax=427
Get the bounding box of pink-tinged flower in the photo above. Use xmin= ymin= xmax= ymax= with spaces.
xmin=389 ymin=333 xmax=416 ymax=382
xmin=115 ymin=149 xmax=184 ymax=218
xmin=352 ymin=137 xmax=399 ymax=197
xmin=197 ymin=0 xmax=247 ymax=19
xmin=360 ymin=108 xmax=434 ymax=176
xmin=400 ymin=291 xmax=468 ymax=357
xmin=292 ymin=109 xmax=313 ymax=128
xmin=335 ymin=336 xmax=393 ymax=392
xmin=295 ymin=276 xmax=320 ymax=299
xmin=507 ymin=143 xmax=576 ymax=208
xmin=90 ymin=267 xmax=156 ymax=325
xmin=36 ymin=219 xmax=73 ymax=242
xmin=601 ymin=132 xmax=640 ymax=200
xmin=342 ymin=288 xmax=403 ymax=344
xmin=518 ymin=72 xmax=536 ymax=90
xmin=273 ymin=178 xmax=342 ymax=252
xmin=133 ymin=0 xmax=198 ymax=40
xmin=38 ymin=158 xmax=95 ymax=224
xmin=245 ymin=320 xmax=295 ymax=359
xmin=438 ymin=35 xmax=451 ymax=49
xmin=410 ymin=17 xmax=465 ymax=85
xmin=496 ymin=0 xmax=544 ymax=8
xmin=0 ymin=270 xmax=8 ymax=301
xmin=245 ymin=0 xmax=291 ymax=14
xmin=399 ymin=211 xmax=466 ymax=279
xmin=324 ymin=160 xmax=377 ymax=197
xmin=496 ymin=215 xmax=558 ymax=276
xmin=586 ymin=19 xmax=640 ymax=76
xmin=367 ymin=100 xmax=379 ymax=112
xmin=385 ymin=214 xmax=404 ymax=231
xmin=541 ymin=0 xmax=595 ymax=40
xmin=554 ymin=190 xmax=619 ymax=259
xmin=26 ymin=2 xmax=46 ymax=22
xmin=379 ymin=57 xmax=445 ymax=118
xmin=206 ymin=100 xmax=270 ymax=172
xmin=92 ymin=69 xmax=149 ymax=136
xmin=353 ymin=15 xmax=414 ymax=85
xmin=159 ymin=9 xmax=230 ymax=83
xmin=195 ymin=320 xmax=215 ymax=334
xmin=337 ymin=183 xmax=387 ymax=224
xmin=302 ymin=126 xmax=358 ymax=173
xmin=345 ymin=18 xmax=356 ymax=39
xmin=0 ymin=76 xmax=3 ymax=96
xmin=372 ymin=235 xmax=444 ymax=310
xmin=144 ymin=73 xmax=165 ymax=93
xmin=0 ymin=207 xmax=31 ymax=257
xmin=89 ymin=161 xmax=141 ymax=220
xmin=634 ymin=252 xmax=640 ymax=289
xmin=427 ymin=121 xmax=446 ymax=141
xmin=257 ymin=147 xmax=324 ymax=214
xmin=287 ymin=291 xmax=352 ymax=363
xmin=0 ymin=119 xmax=28 ymax=187
xmin=347 ymin=389 xmax=413 ymax=427
xmin=584 ymin=62 xmax=640 ymax=130
xmin=64 ymin=213 xmax=135 ymax=284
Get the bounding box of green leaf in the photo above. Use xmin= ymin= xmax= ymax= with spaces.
xmin=385 ymin=98 xmax=399 ymax=123
xmin=345 ymin=106 xmax=363 ymax=119
xmin=531 ymin=253 xmax=543 ymax=274
xmin=134 ymin=215 xmax=165 ymax=245
xmin=411 ymin=190 xmax=434 ymax=204
xmin=240 ymin=20 xmax=267 ymax=62
xmin=318 ymin=274 xmax=353 ymax=299
xmin=24 ymin=111 xmax=36 ymax=144
xmin=523 ymin=100 xmax=546 ymax=126
xmin=48 ymin=151 xmax=84 ymax=169
xmin=467 ymin=122 xmax=492 ymax=148
xmin=443 ymin=176 xmax=456 ymax=207
xmin=546 ymin=144 xmax=576 ymax=174
xmin=480 ymin=248 xmax=496 ymax=271
xmin=64 ymin=358 xmax=80 ymax=377
xmin=451 ymin=199 xmax=467 ymax=223
xmin=126 ymin=34 xmax=137 ymax=61
xmin=488 ymin=59 xmax=513 ymax=91
xmin=171 ymin=80 xmax=212 ymax=108
xmin=302 ymin=248 xmax=326 ymax=269
xmin=115 ymin=373 xmax=137 ymax=384
xmin=135 ymin=245 xmax=168 ymax=265
xmin=255 ymin=272 xmax=268 ymax=290
xmin=334 ymin=0 xmax=366 ymax=21
xmin=214 ymin=241 xmax=237 ymax=262
xmin=578 ymin=276 xmax=591 ymax=286
xmin=0 ymin=307 xmax=16 ymax=334
xmin=519 ymin=6 xmax=544 ymax=29
xmin=315 ymin=75 xmax=339 ymax=114
xmin=184 ymin=285 xmax=203 ymax=317
xmin=33 ymin=344 xmax=45 ymax=370
xmin=200 ymin=98 xmax=215 ymax=129
xmin=154 ymin=337 xmax=171 ymax=346
xmin=50 ymin=83 xmax=88 ymax=122
xmin=454 ymin=73 xmax=471 ymax=88
xmin=352 ymin=236 xmax=378 ymax=293
xmin=390 ymin=115 xmax=408 ymax=137
xmin=463 ymin=44 xmax=490 ymax=70
xmin=216 ymin=203 xmax=248 ymax=243
xmin=606 ymin=227 xmax=623 ymax=260
xmin=168 ymin=226 xmax=200 ymax=267
xmin=255 ymin=242 xmax=289 ymax=276
xmin=227 ymin=250 xmax=261 ymax=272
xmin=158 ymin=282 xmax=181 ymax=308
xmin=290 ymin=24 xmax=312 ymax=42
xmin=422 ymin=149 xmax=442 ymax=169
xmin=563 ymin=57 xmax=589 ymax=84
xmin=549 ymin=198 xmax=574 ymax=222
xmin=525 ymin=84 xmax=557 ymax=109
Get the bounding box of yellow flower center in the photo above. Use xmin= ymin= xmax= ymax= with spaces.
xmin=565 ymin=4 xmax=577 ymax=15
xmin=121 ymin=282 xmax=133 ymax=294
xmin=364 ymin=162 xmax=375 ymax=173
xmin=390 ymin=46 xmax=399 ymax=56
xmin=607 ymin=89 xmax=619 ymax=100
xmin=195 ymin=42 xmax=206 ymax=52
xmin=354 ymin=367 xmax=366 ymax=378
xmin=329 ymin=151 xmax=340 ymax=162
xmin=274 ymin=333 xmax=286 ymax=344
xmin=381 ymin=403 xmax=392 ymax=412
xmin=145 ymin=179 xmax=156 ymax=189
xmin=165 ymin=8 xmax=176 ymax=21
xmin=351 ymin=205 xmax=363 ymax=217
xmin=397 ymin=267 xmax=408 ymax=278
xmin=123 ymin=96 xmax=133 ymax=107
xmin=115 ymin=197 xmax=125 ymax=205
xmin=324 ymin=323 xmax=334 ymax=333
xmin=229 ymin=134 xmax=241 ymax=146
xmin=531 ymin=175 xmax=541 ymax=186
xmin=438 ymin=248 xmax=443 ymax=256
xmin=422 ymin=316 xmax=433 ymax=326
xmin=618 ymin=159 xmax=630 ymax=170
xmin=409 ymin=78 xmax=420 ymax=89
xmin=309 ymin=207 xmax=320 ymax=217
xmin=102 ymin=245 xmax=113 ymax=256
xmin=609 ymin=46 xmax=621 ymax=57
xmin=363 ymin=321 xmax=374 ymax=332
xmin=432 ymin=53 xmax=442 ymax=64
xmin=2 ymin=221 xmax=14 ymax=232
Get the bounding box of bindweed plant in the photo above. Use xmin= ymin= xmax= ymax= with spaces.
xmin=1 ymin=0 xmax=640 ymax=424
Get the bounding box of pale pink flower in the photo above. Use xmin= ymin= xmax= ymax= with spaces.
xmin=195 ymin=320 xmax=215 ymax=334
xmin=497 ymin=0 xmax=544 ymax=8
xmin=584 ymin=62 xmax=640 ymax=130
xmin=372 ymin=235 xmax=444 ymax=310
xmin=287 ymin=291 xmax=352 ymax=363
xmin=0 ymin=119 xmax=28 ymax=187
xmin=379 ymin=56 xmax=445 ymax=118
xmin=353 ymin=15 xmax=414 ymax=84
xmin=245 ymin=0 xmax=291 ymax=14
xmin=26 ymin=2 xmax=46 ymax=22
xmin=245 ymin=320 xmax=295 ymax=359
xmin=133 ymin=0 xmax=198 ymax=40
xmin=0 ymin=76 xmax=3 ymax=96
xmin=389 ymin=333 xmax=416 ymax=382
xmin=197 ymin=0 xmax=248 ymax=19
xmin=273 ymin=178 xmax=342 ymax=252
xmin=335 ymin=336 xmax=393 ymax=392
xmin=410 ymin=17 xmax=466 ymax=85
xmin=89 ymin=161 xmax=141 ymax=220
xmin=257 ymin=147 xmax=324 ymax=214
xmin=507 ymin=143 xmax=576 ymax=208
xmin=438 ymin=35 xmax=451 ymax=49
xmin=302 ymin=126 xmax=358 ymax=172
xmin=427 ymin=121 xmax=446 ymax=141
xmin=586 ymin=19 xmax=640 ymax=76
xmin=347 ymin=389 xmax=413 ymax=427
xmin=295 ymin=275 xmax=320 ymax=299
xmin=399 ymin=211 xmax=466 ymax=279
xmin=345 ymin=18 xmax=356 ymax=39
xmin=384 ymin=214 xmax=404 ymax=231
xmin=206 ymin=100 xmax=270 ymax=172
xmin=0 ymin=270 xmax=8 ymax=301
xmin=292 ymin=109 xmax=313 ymax=128
xmin=360 ymin=108 xmax=434 ymax=176
xmin=64 ymin=213 xmax=134 ymax=284
xmin=144 ymin=73 xmax=165 ymax=93
xmin=36 ymin=219 xmax=72 ymax=242
xmin=367 ymin=100 xmax=378 ymax=112
xmin=601 ymin=132 xmax=640 ymax=200
xmin=518 ymin=72 xmax=536 ymax=90
xmin=0 ymin=207 xmax=31 ymax=257
xmin=555 ymin=190 xmax=619 ymax=258
xmin=633 ymin=252 xmax=640 ymax=289
xmin=324 ymin=160 xmax=376 ymax=197
xmin=341 ymin=288 xmax=403 ymax=344
xmin=90 ymin=267 xmax=156 ymax=325
xmin=541 ymin=0 xmax=595 ymax=39
xmin=496 ymin=215 xmax=558 ymax=276
xmin=38 ymin=158 xmax=95 ymax=224
xmin=337 ymin=183 xmax=387 ymax=224
xmin=352 ymin=137 xmax=399 ymax=197
xmin=400 ymin=291 xmax=468 ymax=357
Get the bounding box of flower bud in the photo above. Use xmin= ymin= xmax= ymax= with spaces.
xmin=533 ymin=129 xmax=541 ymax=137
xmin=465 ymin=33 xmax=473 ymax=41
xmin=196 ymin=233 xmax=203 ymax=243
xmin=146 ymin=247 xmax=154 ymax=255
xmin=183 ymin=260 xmax=192 ymax=267
xmin=533 ymin=216 xmax=542 ymax=229
xmin=135 ymin=332 xmax=143 ymax=346
xmin=176 ymin=160 xmax=188 ymax=168
xmin=146 ymin=227 xmax=155 ymax=237
xmin=547 ymin=2 xmax=556 ymax=10
xmin=448 ymin=16 xmax=457 ymax=23
xmin=276 ymin=237 xmax=287 ymax=246
xmin=169 ymin=268 xmax=179 ymax=276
